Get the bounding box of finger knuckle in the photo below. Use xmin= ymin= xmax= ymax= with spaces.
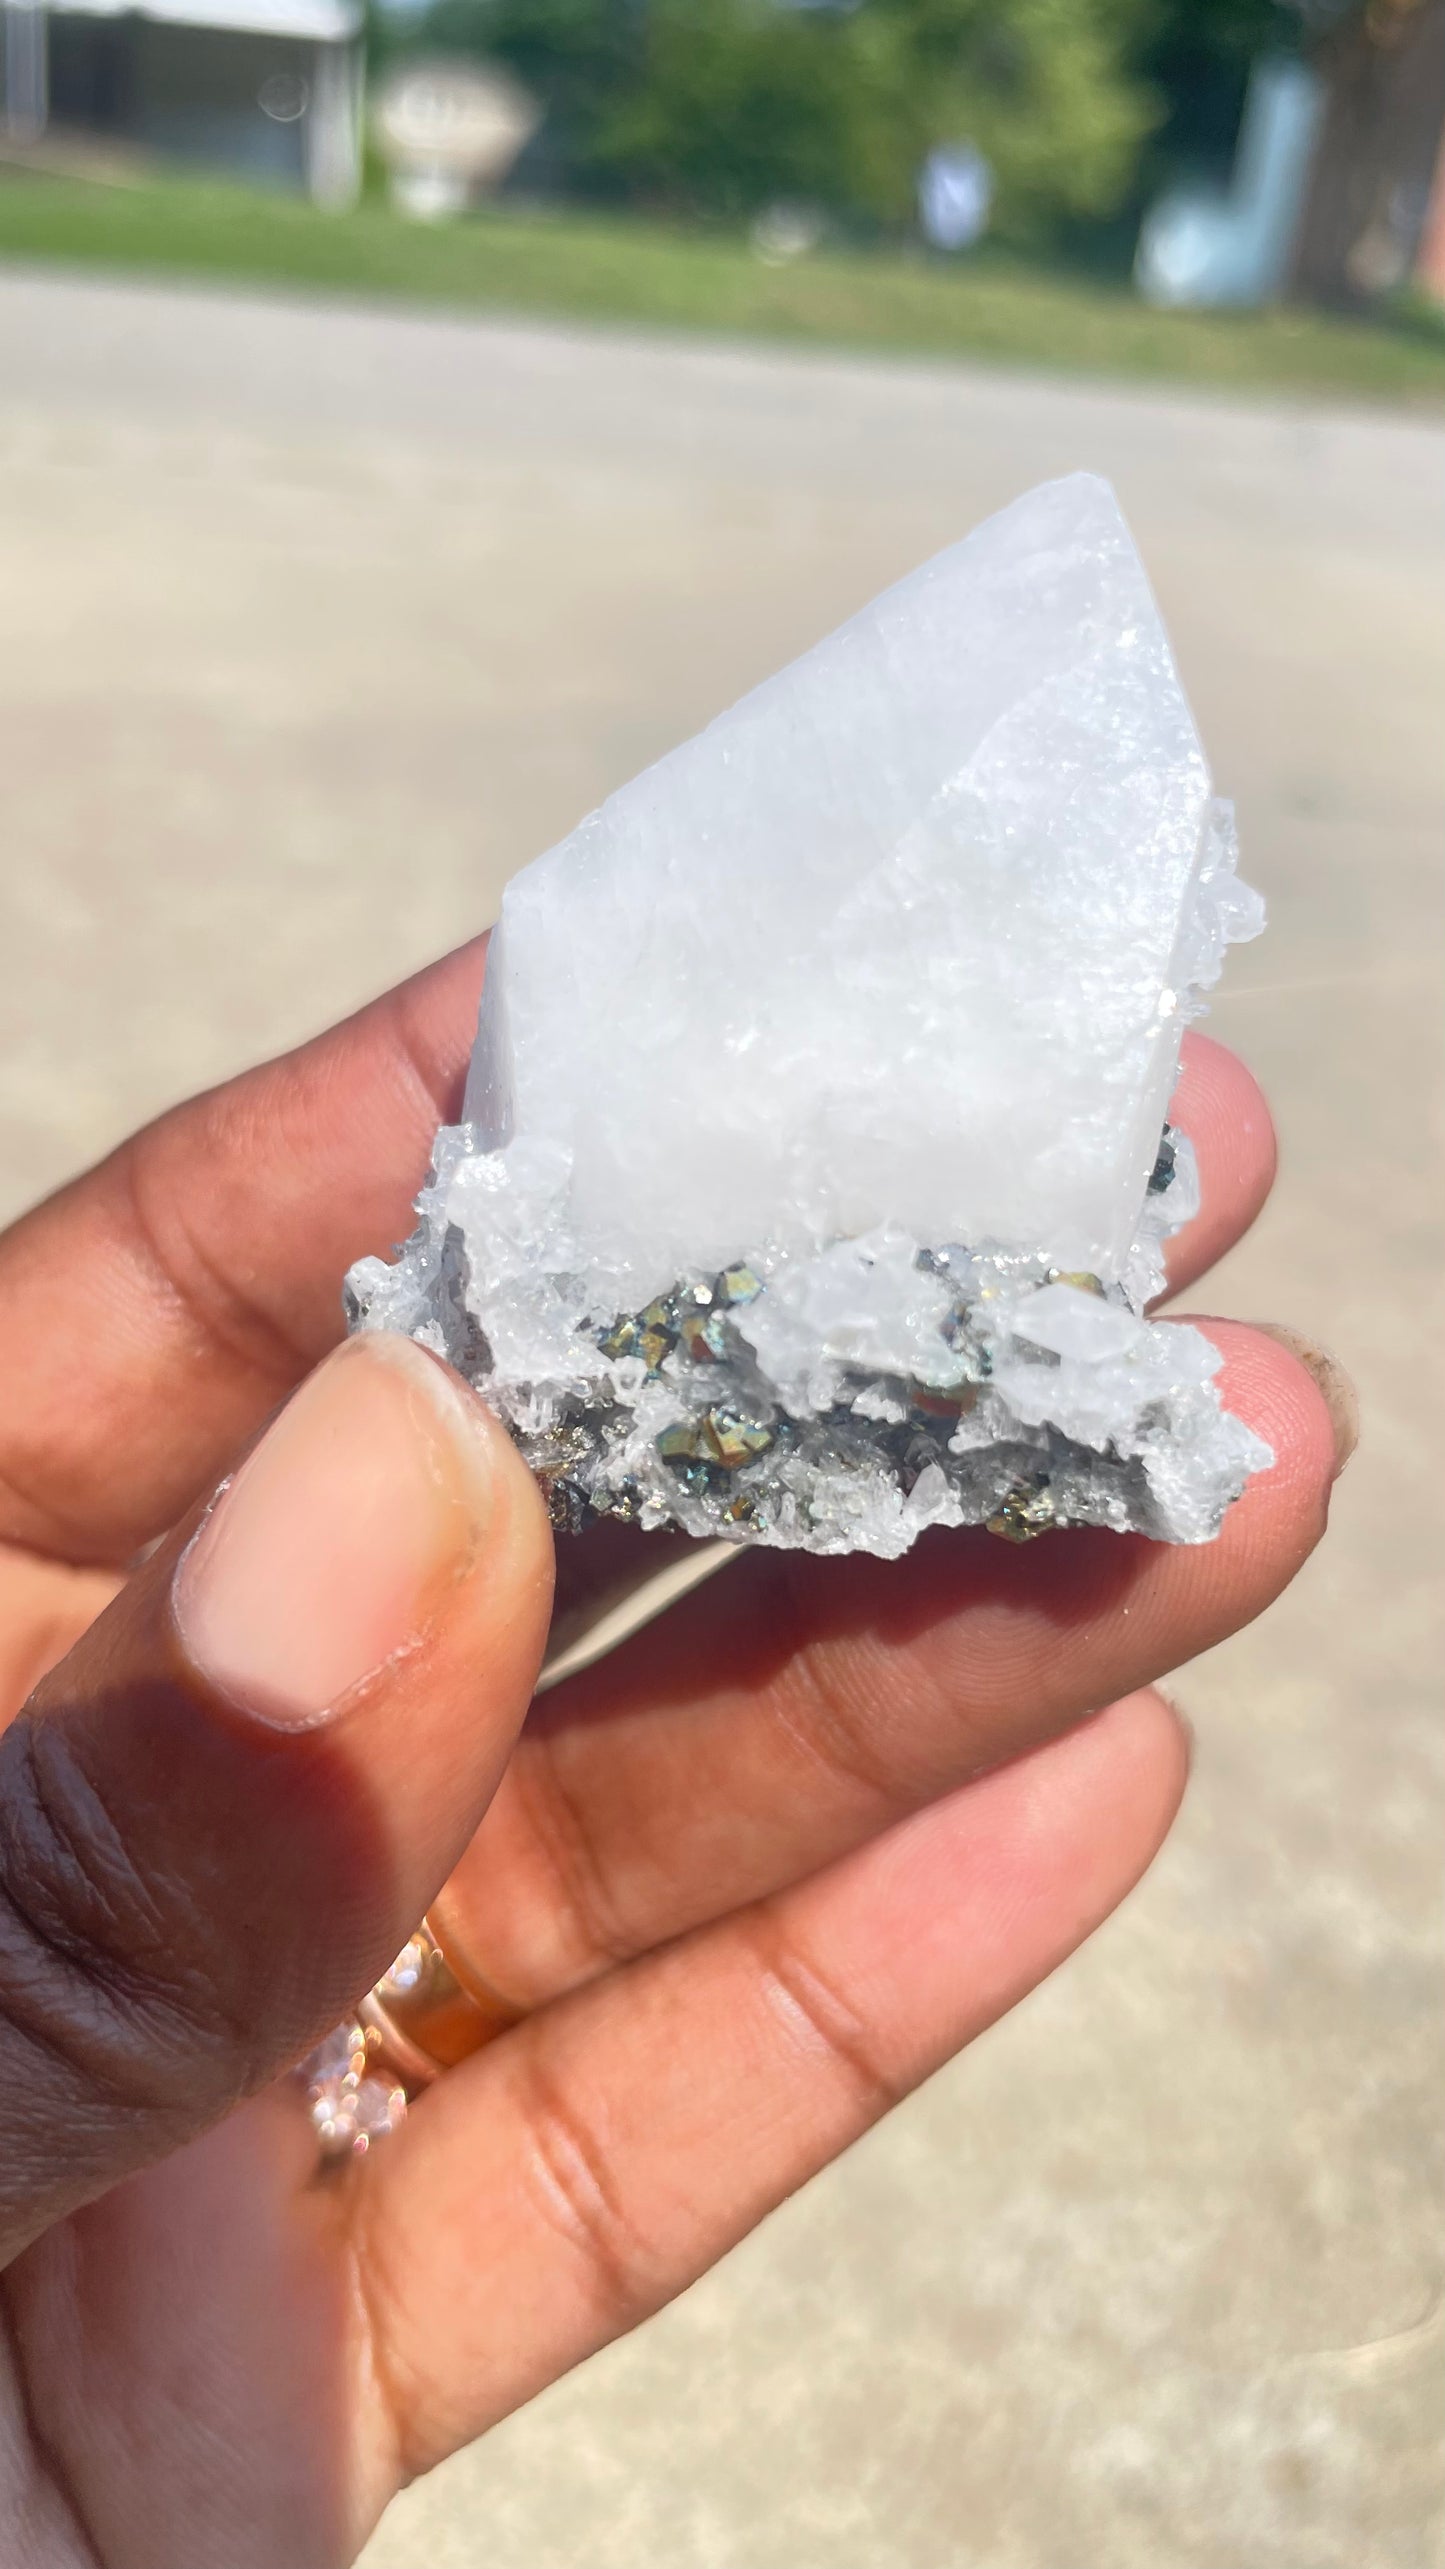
xmin=747 ymin=1914 xmax=900 ymax=2120
xmin=766 ymin=1575 xmax=929 ymax=1810
xmin=516 ymin=2044 xmax=663 ymax=2335
xmin=0 ymin=1712 xmax=238 ymax=2123
xmin=123 ymin=1115 xmax=313 ymax=1391
xmin=509 ymin=1745 xmax=640 ymax=1979
xmin=771 ymin=1555 xmax=1024 ymax=1806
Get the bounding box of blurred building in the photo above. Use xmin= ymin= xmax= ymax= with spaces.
xmin=0 ymin=0 xmax=362 ymax=202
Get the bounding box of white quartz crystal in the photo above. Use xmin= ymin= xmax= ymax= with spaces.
xmin=349 ymin=473 xmax=1270 ymax=1555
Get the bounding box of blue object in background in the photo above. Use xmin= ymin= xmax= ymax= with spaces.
xmin=1135 ymin=55 xmax=1325 ymax=310
xmin=918 ymin=142 xmax=993 ymax=253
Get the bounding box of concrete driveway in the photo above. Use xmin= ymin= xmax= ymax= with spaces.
xmin=1 ymin=267 xmax=1441 ymax=2568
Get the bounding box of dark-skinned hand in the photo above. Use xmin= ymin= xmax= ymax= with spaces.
xmin=0 ymin=940 xmax=1350 ymax=2566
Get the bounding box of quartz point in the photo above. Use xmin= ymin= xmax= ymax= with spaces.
xmin=348 ymin=473 xmax=1271 ymax=1556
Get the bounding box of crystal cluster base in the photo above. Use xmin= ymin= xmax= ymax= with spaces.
xmin=348 ymin=1122 xmax=1268 ymax=1554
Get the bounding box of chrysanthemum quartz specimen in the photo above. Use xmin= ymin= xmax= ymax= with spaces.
xmin=348 ymin=473 xmax=1270 ymax=1556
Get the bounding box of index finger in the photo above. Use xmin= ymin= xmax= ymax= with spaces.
xmin=0 ymin=940 xmax=487 ymax=1563
xmin=0 ymin=941 xmax=1273 ymax=1566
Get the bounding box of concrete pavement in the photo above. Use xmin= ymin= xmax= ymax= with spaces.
xmin=1 ymin=268 xmax=1441 ymax=2567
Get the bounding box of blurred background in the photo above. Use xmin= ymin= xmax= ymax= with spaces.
xmin=1 ymin=3 xmax=1443 ymax=2564
xmin=4 ymin=0 xmax=1445 ymax=375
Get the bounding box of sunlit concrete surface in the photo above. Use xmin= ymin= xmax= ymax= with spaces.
xmin=1 ymin=267 xmax=1441 ymax=2569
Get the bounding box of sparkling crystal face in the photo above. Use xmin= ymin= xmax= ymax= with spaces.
xmin=466 ymin=472 xmax=1258 ymax=1307
xmin=349 ymin=474 xmax=1270 ymax=1556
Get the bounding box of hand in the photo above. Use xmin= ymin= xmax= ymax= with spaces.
xmin=0 ymin=940 xmax=1348 ymax=2568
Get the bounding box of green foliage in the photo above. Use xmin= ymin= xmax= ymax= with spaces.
xmin=388 ymin=0 xmax=1315 ymax=240
xmin=398 ymin=0 xmax=1160 ymax=237
xmin=586 ymin=4 xmax=911 ymax=223
xmin=1128 ymin=0 xmax=1301 ymax=184
xmin=867 ymin=0 xmax=1162 ymax=233
xmin=410 ymin=0 xmax=638 ymax=168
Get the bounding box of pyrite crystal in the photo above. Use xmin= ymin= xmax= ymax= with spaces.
xmin=349 ymin=474 xmax=1271 ymax=1556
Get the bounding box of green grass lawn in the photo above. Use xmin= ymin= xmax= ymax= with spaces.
xmin=3 ymin=165 xmax=1444 ymax=406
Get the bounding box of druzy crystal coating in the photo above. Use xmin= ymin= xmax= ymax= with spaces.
xmin=348 ymin=474 xmax=1270 ymax=1556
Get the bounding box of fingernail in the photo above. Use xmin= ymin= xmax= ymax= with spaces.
xmin=173 ymin=1335 xmax=501 ymax=1729
xmin=1250 ymin=1324 xmax=1359 ymax=1478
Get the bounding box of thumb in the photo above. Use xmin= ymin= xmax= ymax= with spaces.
xmin=0 ymin=1332 xmax=553 ymax=2262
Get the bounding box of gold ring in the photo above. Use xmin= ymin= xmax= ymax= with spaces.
xmin=358 ymin=1915 xmax=523 ymax=2090
xmin=304 ymin=1914 xmax=521 ymax=2159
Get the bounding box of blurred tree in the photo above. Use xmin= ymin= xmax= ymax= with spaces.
xmin=865 ymin=0 xmax=1160 ymax=233
xmin=587 ymin=2 xmax=913 ymax=220
xmin=386 ymin=0 xmax=1327 ymax=238
xmin=1130 ymin=0 xmax=1303 ymax=186
xmin=609 ymin=0 xmax=1165 ymax=232
xmin=395 ymin=0 xmax=1161 ymax=235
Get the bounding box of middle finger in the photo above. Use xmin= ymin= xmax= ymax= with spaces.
xmin=433 ymin=1323 xmax=1339 ymax=2012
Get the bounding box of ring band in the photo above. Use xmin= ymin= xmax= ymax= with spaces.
xmin=305 ymin=1914 xmax=519 ymax=2160
xmin=359 ymin=1917 xmax=523 ymax=2088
